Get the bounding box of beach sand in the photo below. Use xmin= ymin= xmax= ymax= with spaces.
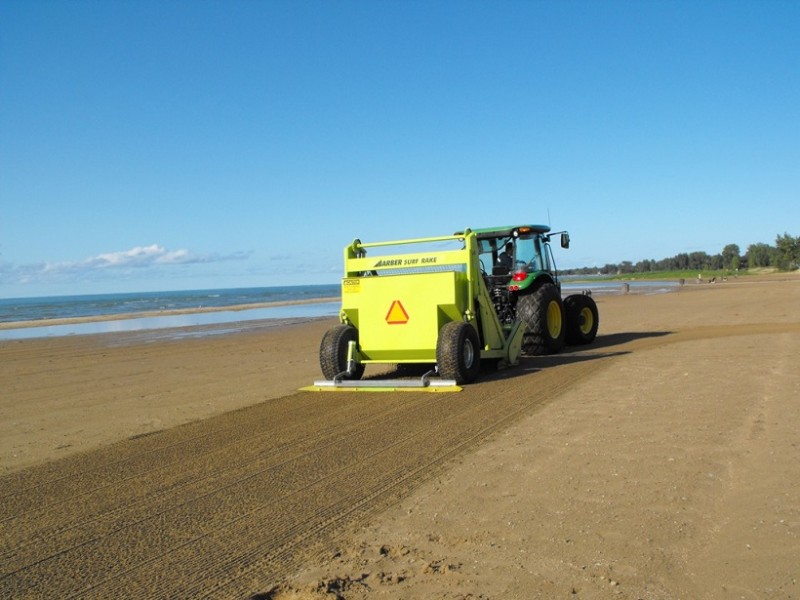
xmin=0 ymin=317 xmax=337 ymax=472
xmin=1 ymin=274 xmax=799 ymax=599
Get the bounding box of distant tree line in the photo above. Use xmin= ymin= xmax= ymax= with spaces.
xmin=563 ymin=232 xmax=800 ymax=276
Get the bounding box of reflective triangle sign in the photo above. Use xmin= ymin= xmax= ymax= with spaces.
xmin=385 ymin=300 xmax=409 ymax=324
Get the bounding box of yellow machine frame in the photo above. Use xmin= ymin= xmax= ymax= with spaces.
xmin=304 ymin=229 xmax=524 ymax=391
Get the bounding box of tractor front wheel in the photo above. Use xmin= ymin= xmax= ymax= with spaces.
xmin=564 ymin=294 xmax=599 ymax=345
xmin=518 ymin=284 xmax=566 ymax=355
xmin=319 ymin=324 xmax=365 ymax=380
xmin=436 ymin=321 xmax=481 ymax=385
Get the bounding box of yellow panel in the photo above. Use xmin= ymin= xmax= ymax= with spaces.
xmin=342 ymin=271 xmax=467 ymax=361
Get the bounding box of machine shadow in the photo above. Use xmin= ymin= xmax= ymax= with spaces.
xmin=586 ymin=330 xmax=672 ymax=350
xmin=480 ymin=330 xmax=673 ymax=382
xmin=363 ymin=331 xmax=673 ymax=385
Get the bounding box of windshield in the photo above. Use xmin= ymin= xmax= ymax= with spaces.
xmin=515 ymin=235 xmax=549 ymax=272
xmin=478 ymin=234 xmax=548 ymax=275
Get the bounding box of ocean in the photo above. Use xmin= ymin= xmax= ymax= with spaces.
xmin=0 ymin=285 xmax=342 ymax=340
xmin=0 ymin=285 xmax=341 ymax=323
xmin=0 ymin=280 xmax=679 ymax=341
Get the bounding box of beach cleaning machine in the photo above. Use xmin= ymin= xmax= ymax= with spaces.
xmin=304 ymin=225 xmax=598 ymax=392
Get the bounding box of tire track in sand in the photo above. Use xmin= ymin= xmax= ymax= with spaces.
xmin=0 ymin=393 xmax=432 ymax=571
xmin=5 ymin=323 xmax=786 ymax=599
xmin=1 ymin=350 xmax=607 ymax=599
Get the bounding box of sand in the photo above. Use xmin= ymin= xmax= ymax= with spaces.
xmin=1 ymin=274 xmax=799 ymax=599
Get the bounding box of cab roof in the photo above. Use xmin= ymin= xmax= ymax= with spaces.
xmin=457 ymin=224 xmax=551 ymax=238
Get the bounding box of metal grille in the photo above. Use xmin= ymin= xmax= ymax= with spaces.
xmin=370 ymin=264 xmax=466 ymax=277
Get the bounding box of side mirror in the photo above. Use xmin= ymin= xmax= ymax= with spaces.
xmin=560 ymin=232 xmax=570 ymax=249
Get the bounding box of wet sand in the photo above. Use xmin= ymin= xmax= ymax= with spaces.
xmin=1 ymin=274 xmax=799 ymax=598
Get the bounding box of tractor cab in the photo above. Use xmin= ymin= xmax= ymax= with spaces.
xmin=475 ymin=224 xmax=555 ymax=272
xmin=471 ymin=225 xmax=566 ymax=326
xmin=479 ymin=225 xmax=570 ymax=280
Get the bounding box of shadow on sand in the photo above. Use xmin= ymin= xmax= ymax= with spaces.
xmin=482 ymin=330 xmax=673 ymax=382
xmin=358 ymin=331 xmax=673 ymax=385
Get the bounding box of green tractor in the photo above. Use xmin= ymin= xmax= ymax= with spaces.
xmin=471 ymin=224 xmax=599 ymax=355
xmin=308 ymin=225 xmax=598 ymax=391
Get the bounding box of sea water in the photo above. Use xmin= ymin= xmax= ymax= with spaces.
xmin=0 ymin=285 xmax=341 ymax=340
xmin=0 ymin=285 xmax=341 ymax=323
xmin=0 ymin=280 xmax=678 ymax=341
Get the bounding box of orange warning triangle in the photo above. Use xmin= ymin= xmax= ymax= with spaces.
xmin=385 ymin=300 xmax=409 ymax=324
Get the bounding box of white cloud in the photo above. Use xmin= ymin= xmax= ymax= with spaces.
xmin=1 ymin=245 xmax=251 ymax=285
xmin=82 ymin=244 xmax=200 ymax=269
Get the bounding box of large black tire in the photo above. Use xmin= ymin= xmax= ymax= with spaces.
xmin=564 ymin=294 xmax=599 ymax=345
xmin=518 ymin=283 xmax=566 ymax=355
xmin=436 ymin=321 xmax=481 ymax=385
xmin=319 ymin=324 xmax=365 ymax=380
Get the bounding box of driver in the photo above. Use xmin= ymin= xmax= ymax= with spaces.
xmin=497 ymin=242 xmax=513 ymax=271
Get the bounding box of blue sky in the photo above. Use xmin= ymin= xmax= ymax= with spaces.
xmin=1 ymin=0 xmax=798 ymax=298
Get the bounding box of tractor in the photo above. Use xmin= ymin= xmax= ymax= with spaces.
xmin=307 ymin=225 xmax=598 ymax=391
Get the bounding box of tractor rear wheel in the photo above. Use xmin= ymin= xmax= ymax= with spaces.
xmin=319 ymin=324 xmax=365 ymax=380
xmin=518 ymin=284 xmax=566 ymax=355
xmin=436 ymin=321 xmax=481 ymax=385
xmin=564 ymin=294 xmax=599 ymax=345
